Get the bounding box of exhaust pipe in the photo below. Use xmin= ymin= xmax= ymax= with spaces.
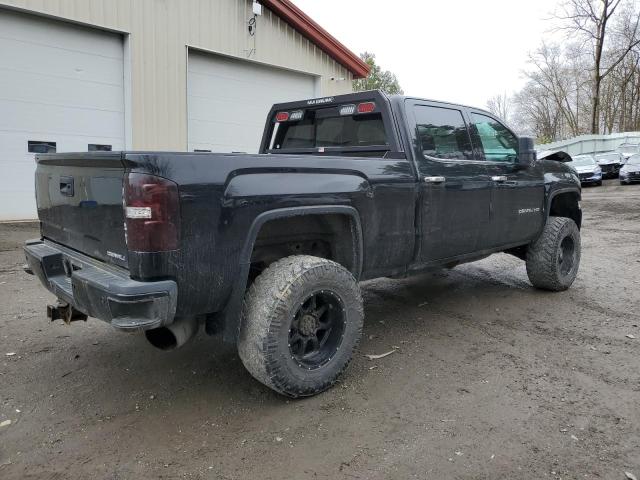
xmin=145 ymin=316 xmax=199 ymax=351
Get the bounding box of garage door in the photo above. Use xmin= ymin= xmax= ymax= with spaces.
xmin=188 ymin=51 xmax=316 ymax=153
xmin=0 ymin=9 xmax=125 ymax=220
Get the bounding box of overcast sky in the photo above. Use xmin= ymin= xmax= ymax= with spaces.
xmin=291 ymin=0 xmax=563 ymax=108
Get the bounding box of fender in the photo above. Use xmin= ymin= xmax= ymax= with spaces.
xmin=545 ymin=187 xmax=581 ymax=218
xmin=539 ymin=158 xmax=582 ymax=233
xmin=220 ymin=205 xmax=363 ymax=343
xmin=539 ymin=186 xmax=582 ymax=239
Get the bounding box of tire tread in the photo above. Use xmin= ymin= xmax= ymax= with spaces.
xmin=526 ymin=217 xmax=580 ymax=291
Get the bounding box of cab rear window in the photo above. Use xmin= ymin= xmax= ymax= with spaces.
xmin=268 ymin=107 xmax=388 ymax=150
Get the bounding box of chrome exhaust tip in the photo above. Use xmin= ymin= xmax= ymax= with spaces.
xmin=145 ymin=316 xmax=199 ymax=351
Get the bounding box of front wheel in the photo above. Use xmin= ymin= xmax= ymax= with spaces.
xmin=526 ymin=217 xmax=581 ymax=291
xmin=238 ymin=255 xmax=363 ymax=397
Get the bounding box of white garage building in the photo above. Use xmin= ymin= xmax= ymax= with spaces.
xmin=0 ymin=0 xmax=368 ymax=220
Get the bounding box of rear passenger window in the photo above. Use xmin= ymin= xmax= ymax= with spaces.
xmin=470 ymin=113 xmax=518 ymax=162
xmin=272 ymin=112 xmax=388 ymax=150
xmin=413 ymin=105 xmax=473 ymax=160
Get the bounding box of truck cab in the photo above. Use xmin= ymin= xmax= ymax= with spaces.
xmin=260 ymin=91 xmax=580 ymax=267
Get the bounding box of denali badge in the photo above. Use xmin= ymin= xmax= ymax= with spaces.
xmin=518 ymin=207 xmax=541 ymax=214
xmin=106 ymin=251 xmax=126 ymax=261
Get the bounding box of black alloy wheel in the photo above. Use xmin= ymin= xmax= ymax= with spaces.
xmin=558 ymin=236 xmax=576 ymax=276
xmin=288 ymin=290 xmax=346 ymax=370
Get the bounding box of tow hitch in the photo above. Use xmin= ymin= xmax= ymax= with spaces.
xmin=47 ymin=302 xmax=88 ymax=324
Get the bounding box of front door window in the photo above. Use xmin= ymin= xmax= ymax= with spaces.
xmin=470 ymin=113 xmax=517 ymax=162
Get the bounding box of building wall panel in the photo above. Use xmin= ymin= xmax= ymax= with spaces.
xmin=0 ymin=0 xmax=354 ymax=150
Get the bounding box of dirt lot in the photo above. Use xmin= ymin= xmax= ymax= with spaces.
xmin=1 ymin=180 xmax=639 ymax=480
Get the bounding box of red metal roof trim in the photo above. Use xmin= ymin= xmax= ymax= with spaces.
xmin=260 ymin=0 xmax=370 ymax=79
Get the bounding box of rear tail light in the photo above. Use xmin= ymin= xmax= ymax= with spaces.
xmin=357 ymin=102 xmax=376 ymax=114
xmin=124 ymin=173 xmax=180 ymax=252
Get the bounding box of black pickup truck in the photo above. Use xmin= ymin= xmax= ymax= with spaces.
xmin=24 ymin=90 xmax=582 ymax=397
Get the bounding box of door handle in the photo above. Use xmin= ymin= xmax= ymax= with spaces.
xmin=424 ymin=176 xmax=446 ymax=184
xmin=491 ymin=175 xmax=508 ymax=183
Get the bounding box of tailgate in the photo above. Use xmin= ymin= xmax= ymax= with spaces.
xmin=35 ymin=152 xmax=129 ymax=268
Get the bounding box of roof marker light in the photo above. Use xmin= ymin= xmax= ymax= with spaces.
xmin=357 ymin=102 xmax=376 ymax=114
xmin=289 ymin=110 xmax=304 ymax=121
xmin=339 ymin=104 xmax=356 ymax=116
xmin=275 ymin=111 xmax=289 ymax=122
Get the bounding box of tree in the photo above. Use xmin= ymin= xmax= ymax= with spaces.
xmin=505 ymin=0 xmax=640 ymax=142
xmin=559 ymin=0 xmax=640 ymax=133
xmin=525 ymin=43 xmax=590 ymax=138
xmin=513 ymin=82 xmax=564 ymax=142
xmin=486 ymin=93 xmax=513 ymax=122
xmin=353 ymin=52 xmax=403 ymax=95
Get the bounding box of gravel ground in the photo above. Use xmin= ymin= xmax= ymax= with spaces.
xmin=1 ymin=180 xmax=639 ymax=480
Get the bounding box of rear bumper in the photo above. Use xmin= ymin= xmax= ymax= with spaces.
xmin=24 ymin=239 xmax=177 ymax=331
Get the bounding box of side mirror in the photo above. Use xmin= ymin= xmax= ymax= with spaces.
xmin=517 ymin=137 xmax=536 ymax=167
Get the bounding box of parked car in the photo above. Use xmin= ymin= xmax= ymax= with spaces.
xmin=595 ymin=152 xmax=624 ymax=178
xmin=616 ymin=143 xmax=640 ymax=162
xmin=568 ymin=154 xmax=602 ymax=186
xmin=619 ymin=154 xmax=640 ymax=185
xmin=23 ymin=90 xmax=583 ymax=397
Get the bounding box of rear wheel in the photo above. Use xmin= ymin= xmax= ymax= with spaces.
xmin=526 ymin=217 xmax=581 ymax=291
xmin=238 ymin=255 xmax=363 ymax=397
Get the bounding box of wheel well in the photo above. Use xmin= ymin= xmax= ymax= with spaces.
xmin=249 ymin=214 xmax=359 ymax=281
xmin=549 ymin=192 xmax=582 ymax=229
